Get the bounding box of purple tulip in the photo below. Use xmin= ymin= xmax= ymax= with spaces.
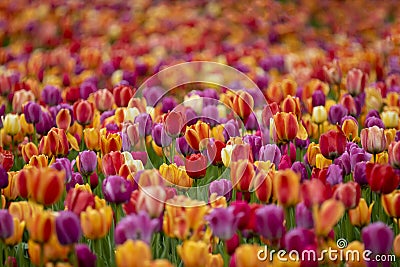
xmin=0 ymin=104 xmax=5 ymax=128
xmin=326 ymin=164 xmax=343 ymax=186
xmin=101 ymin=61 xmax=115 ymax=76
xmin=102 ymin=175 xmax=134 ymax=204
xmin=223 ymin=120 xmax=240 ymax=140
xmin=106 ymin=123 xmax=119 ymax=133
xmin=80 ymin=81 xmax=97 ymax=100
xmin=362 ymin=222 xmax=394 ymax=267
xmin=395 ymin=130 xmax=400 ymax=142
xmin=245 ymin=112 xmax=259 ymax=131
xmin=201 ymin=105 xmax=219 ymax=127
xmin=51 ymin=158 xmax=72 ymax=182
xmin=185 ymin=107 xmax=198 ymax=126
xmin=23 ymin=101 xmax=42 ymax=124
xmin=291 ymin=162 xmax=308 ymax=182
xmin=205 ymin=206 xmax=242 ymax=240
xmin=284 ymin=228 xmax=315 ymax=253
xmin=55 ymin=211 xmax=81 ymax=245
xmin=35 ymin=111 xmax=54 ymax=135
xmin=151 ymin=123 xmax=172 ymax=147
xmin=122 ymin=71 xmax=136 ymax=86
xmin=0 ymin=167 xmax=8 ymax=189
xmin=115 ymin=211 xmax=159 ymax=245
xmin=353 ymin=161 xmax=368 ymax=185
xmin=364 ymin=117 xmax=385 ymax=129
xmin=161 ymin=97 xmax=177 ymax=113
xmin=176 ymin=136 xmax=194 ymax=156
xmin=209 ymin=179 xmax=233 ymax=201
xmin=278 ymin=155 xmax=292 ymax=170
xmin=143 ymin=86 xmax=164 ymax=107
xmin=312 ymin=90 xmax=326 ymax=107
xmin=66 ymin=172 xmax=84 ymax=192
xmin=255 ymin=204 xmax=285 ymax=241
xmin=76 ymin=244 xmax=96 ymax=267
xmin=79 ymin=151 xmax=97 ymax=176
xmin=328 ymin=104 xmax=348 ymax=124
xmin=41 ymin=85 xmax=62 ymax=106
xmin=295 ymin=202 xmax=314 ymax=229
xmin=131 ymin=151 xmax=148 ymax=166
xmin=259 ymin=144 xmax=281 ymax=166
xmin=349 ymin=146 xmax=371 ymax=170
xmin=0 ymin=210 xmax=14 ymax=239
xmin=243 ymin=135 xmax=262 ymax=161
xmin=282 ymin=142 xmax=296 ymax=163
xmin=134 ymin=113 xmax=153 ymax=137
xmin=333 ymin=151 xmax=351 ymax=176
xmin=295 ymin=137 xmax=310 ymax=149
xmin=100 ymin=110 xmax=115 ymax=125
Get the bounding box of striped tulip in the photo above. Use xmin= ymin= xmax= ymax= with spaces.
xmin=185 ymin=121 xmax=210 ymax=151
xmin=273 ymin=169 xmax=300 ymax=207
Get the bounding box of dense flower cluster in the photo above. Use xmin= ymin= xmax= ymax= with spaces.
xmin=0 ymin=0 xmax=400 ymax=267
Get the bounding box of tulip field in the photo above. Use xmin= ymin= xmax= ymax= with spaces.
xmin=1 ymin=0 xmax=400 ymax=266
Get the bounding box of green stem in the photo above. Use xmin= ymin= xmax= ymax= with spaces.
xmin=223 ymin=241 xmax=230 ymax=267
xmin=287 ymin=142 xmax=290 ymax=159
xmin=39 ymin=243 xmax=45 ymax=267
xmin=33 ymin=124 xmax=38 ymax=146
xmin=171 ymin=138 xmax=175 ymax=163
xmin=80 ymin=130 xmax=85 ymax=151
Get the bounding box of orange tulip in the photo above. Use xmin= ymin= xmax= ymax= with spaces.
xmin=382 ymin=190 xmax=400 ymax=218
xmin=177 ymin=240 xmax=209 ymax=267
xmin=185 ymin=121 xmax=210 ymax=151
xmin=306 ymin=142 xmax=320 ymax=167
xmin=39 ymin=128 xmax=69 ymax=157
xmin=231 ymin=90 xmax=254 ymax=123
xmin=313 ymin=199 xmax=345 ymax=236
xmin=100 ymin=133 xmax=122 ymax=155
xmin=21 ymin=142 xmax=39 ymax=162
xmin=27 ymin=210 xmax=55 ymax=243
xmin=273 ymin=169 xmax=300 ymax=207
xmin=116 ymin=240 xmax=152 ymax=267
xmin=84 ymin=128 xmax=101 ymax=151
xmin=231 ymin=160 xmax=255 ymax=192
xmin=80 ymin=206 xmax=113 ymax=239
xmin=28 ymin=236 xmax=70 ymax=266
xmin=281 ymin=95 xmax=301 ymax=118
xmin=251 ymin=170 xmax=273 ymax=203
xmin=234 ymin=244 xmax=266 ymax=267
xmin=348 ymin=198 xmax=373 ymax=227
xmin=5 ymin=217 xmax=25 ymax=245
xmin=3 ymin=171 xmax=18 ymax=201
xmin=342 ymin=118 xmax=359 ymax=141
xmin=28 ymin=155 xmax=48 ymax=168
xmin=272 ymin=112 xmax=307 ymax=144
xmin=56 ymin=108 xmax=72 ymax=131
xmin=9 ymin=201 xmax=43 ymax=222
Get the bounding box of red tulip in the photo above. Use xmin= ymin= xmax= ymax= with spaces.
xmin=73 ymin=100 xmax=95 ymax=126
xmin=366 ymin=163 xmax=399 ymax=194
xmin=319 ymin=126 xmax=347 ymax=160
xmin=301 ymin=179 xmax=332 ymax=208
xmin=113 ymin=85 xmax=135 ymax=107
xmin=164 ymin=111 xmax=185 ymax=138
xmin=65 ymin=188 xmax=96 ymax=215
xmin=102 ymin=151 xmax=124 ymax=176
xmin=333 ymin=182 xmax=361 ymax=209
xmin=185 ymin=153 xmax=207 ymax=179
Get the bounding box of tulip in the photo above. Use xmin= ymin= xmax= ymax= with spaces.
xmin=381 ymin=190 xmax=400 ymax=218
xmin=353 ymin=161 xmax=368 ymax=185
xmin=51 ymin=158 xmax=72 ymax=182
xmin=73 ymin=100 xmax=95 ymax=125
xmin=291 ymin=162 xmax=308 ymax=182
xmin=35 ymin=111 xmax=54 ymax=135
xmin=134 ymin=113 xmax=153 ymax=137
xmin=12 ymin=89 xmax=35 ymax=113
xmin=102 ymin=175 xmax=134 ymax=204
xmin=151 ymin=123 xmax=172 ymax=147
xmin=221 ymin=144 xmax=235 ymax=167
xmin=272 ymin=112 xmax=307 ymax=144
xmin=295 ymin=202 xmax=314 ymax=229
xmin=284 ymin=227 xmax=316 ymax=256
xmin=361 ymin=126 xmax=387 ymax=156
xmin=84 ymin=128 xmax=101 ymax=151
xmin=312 ymin=106 xmax=327 ymax=124
xmin=255 ymin=204 xmax=285 ymax=242
xmin=231 ymin=143 xmax=253 ymax=163
xmin=389 ymin=141 xmax=400 ymax=168
xmin=27 ymin=210 xmax=54 ymax=243
xmin=80 ymin=206 xmax=113 ymax=239
xmin=205 ymin=206 xmax=242 ymax=240
xmin=223 ymin=119 xmax=240 ymax=140
xmin=306 ymin=142 xmax=320 ymax=167
xmin=177 ymin=240 xmax=209 ymax=267
xmin=312 ymin=90 xmax=326 ymax=107
xmin=176 ymin=136 xmax=194 ymax=157
xmin=113 ymin=85 xmax=135 ymax=107
xmin=66 ymin=172 xmax=84 ymax=192
xmin=64 ymin=188 xmax=95 ymax=215
xmin=116 ymin=240 xmax=152 ymax=267
xmin=0 ymin=167 xmax=8 ymax=189
xmin=42 ymin=85 xmax=62 ymax=106
xmin=28 ymin=236 xmax=70 ymax=266
xmin=4 ymin=217 xmax=25 ymax=246
xmin=233 ymin=244 xmax=266 ymax=267
xmin=301 ymin=179 xmax=331 ymax=208
xmin=328 ymin=104 xmax=348 ymax=125
xmin=333 ymin=182 xmax=361 ymax=209
xmin=209 ymin=179 xmax=232 ymax=201
xmin=3 ymin=114 xmax=20 ymax=136
xmin=136 ymin=186 xmax=166 ymax=218
xmin=319 ymin=126 xmax=347 ymax=159
xmin=164 ymin=110 xmax=185 ymax=138
xmin=162 ymin=97 xmax=177 ymax=113
xmin=56 ymin=108 xmax=72 ymax=131
xmin=323 ymin=59 xmax=342 ymax=85
xmin=185 ymin=121 xmax=210 ymax=151
xmin=101 ymin=133 xmax=122 ymax=155
xmin=76 ymin=244 xmax=97 ymax=267
xmin=243 ymin=135 xmax=262 ymax=161
xmin=185 ymin=153 xmax=207 ymax=179
xmin=281 ymin=95 xmax=301 ymax=118
xmin=362 ymin=222 xmax=393 ymax=263
xmin=21 ymin=142 xmax=38 ymax=162
xmin=366 ymin=163 xmax=399 ymax=194
xmin=326 ymin=164 xmax=343 ymax=186
xmin=0 ymin=209 xmax=14 ymax=239
xmin=231 ymin=90 xmax=254 ymax=123
xmin=349 ymin=198 xmax=373 ymax=227
xmin=78 ymin=150 xmax=97 ymax=177
xmin=346 ymin=68 xmax=368 ymax=96
xmin=115 ymin=211 xmax=159 ymax=245
xmin=94 ymin=89 xmax=114 ymax=111
xmin=251 ymin=170 xmax=273 ymax=203
xmin=23 ymin=101 xmax=42 ymax=124
xmin=313 ymin=199 xmax=345 ymax=236
xmin=258 ymin=144 xmax=281 ymax=166
xmin=206 ymin=140 xmax=226 ymax=166
xmin=395 ymin=234 xmax=400 ymax=258
xmin=231 ymin=160 xmax=255 ymax=192
xmin=55 ymin=211 xmax=81 ymax=245
xmin=273 ymin=169 xmax=300 ymax=207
